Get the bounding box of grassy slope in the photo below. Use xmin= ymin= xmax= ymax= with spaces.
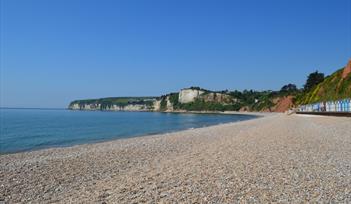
xmin=297 ymin=68 xmax=351 ymax=104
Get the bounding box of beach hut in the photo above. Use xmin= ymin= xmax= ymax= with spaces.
xmin=331 ymin=101 xmax=336 ymax=112
xmin=337 ymin=100 xmax=342 ymax=112
xmin=347 ymin=99 xmax=351 ymax=112
xmin=326 ymin=101 xmax=332 ymax=112
xmin=320 ymin=102 xmax=323 ymax=111
xmin=341 ymin=99 xmax=346 ymax=112
xmin=340 ymin=100 xmax=344 ymax=112
xmin=313 ymin=103 xmax=319 ymax=112
xmin=302 ymin=105 xmax=306 ymax=112
xmin=321 ymin=102 xmax=326 ymax=112
xmin=303 ymin=105 xmax=307 ymax=112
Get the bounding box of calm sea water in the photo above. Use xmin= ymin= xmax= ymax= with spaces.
xmin=0 ymin=108 xmax=257 ymax=153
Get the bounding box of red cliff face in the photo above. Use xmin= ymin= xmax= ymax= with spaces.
xmin=342 ymin=59 xmax=351 ymax=79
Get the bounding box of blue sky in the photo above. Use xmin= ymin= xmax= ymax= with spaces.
xmin=1 ymin=0 xmax=350 ymax=108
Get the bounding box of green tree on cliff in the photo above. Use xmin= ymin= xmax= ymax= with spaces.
xmin=304 ymin=71 xmax=325 ymax=91
xmin=280 ymin=84 xmax=298 ymax=95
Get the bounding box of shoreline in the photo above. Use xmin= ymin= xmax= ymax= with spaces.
xmin=0 ymin=111 xmax=264 ymax=155
xmin=2 ymin=114 xmax=350 ymax=203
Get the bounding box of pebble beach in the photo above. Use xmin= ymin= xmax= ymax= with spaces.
xmin=1 ymin=114 xmax=351 ymax=203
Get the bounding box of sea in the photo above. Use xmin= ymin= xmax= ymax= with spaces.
xmin=0 ymin=108 xmax=257 ymax=153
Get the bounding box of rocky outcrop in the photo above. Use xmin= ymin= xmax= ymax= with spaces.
xmin=178 ymin=88 xmax=205 ymax=103
xmin=342 ymin=59 xmax=351 ymax=79
xmin=69 ymin=103 xmax=152 ymax=111
xmin=69 ymin=103 xmax=80 ymax=110
xmin=178 ymin=88 xmax=235 ymax=104
xmin=202 ymin=92 xmax=235 ymax=104
xmin=123 ymin=104 xmax=150 ymax=111
xmin=166 ymin=96 xmax=174 ymax=111
xmin=69 ymin=103 xmax=101 ymax=110
xmin=272 ymin=96 xmax=294 ymax=112
xmin=153 ymin=100 xmax=161 ymax=111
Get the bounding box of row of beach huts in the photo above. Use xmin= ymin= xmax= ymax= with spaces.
xmin=298 ymin=98 xmax=351 ymax=113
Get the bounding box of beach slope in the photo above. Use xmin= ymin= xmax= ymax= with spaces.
xmin=1 ymin=114 xmax=351 ymax=203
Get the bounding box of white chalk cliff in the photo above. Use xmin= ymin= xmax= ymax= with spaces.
xmin=178 ymin=88 xmax=205 ymax=103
